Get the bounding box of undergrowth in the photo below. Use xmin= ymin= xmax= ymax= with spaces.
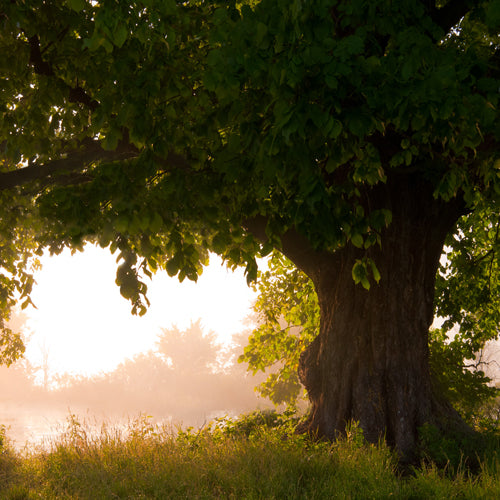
xmin=0 ymin=411 xmax=499 ymax=499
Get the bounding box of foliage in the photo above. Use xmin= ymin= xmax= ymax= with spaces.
xmin=418 ymin=421 xmax=500 ymax=473
xmin=435 ymin=200 xmax=500 ymax=360
xmin=431 ymin=197 xmax=500 ymax=418
xmin=473 ymin=391 xmax=500 ymax=432
xmin=243 ymin=250 xmax=500 ymax=416
xmin=0 ymin=423 xmax=6 ymax=452
xmin=0 ymin=411 xmax=499 ymax=498
xmin=0 ymin=189 xmax=39 ymax=365
xmin=429 ymin=328 xmax=498 ymax=421
xmin=0 ymin=424 xmax=19 ymax=494
xmin=209 ymin=408 xmax=300 ymax=438
xmin=240 ymin=251 xmax=318 ymax=406
xmin=0 ymin=0 xmax=498 ymax=308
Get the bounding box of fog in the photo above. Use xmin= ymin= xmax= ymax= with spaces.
xmin=0 ymin=317 xmax=271 ymax=450
xmin=23 ymin=247 xmax=259 ymax=377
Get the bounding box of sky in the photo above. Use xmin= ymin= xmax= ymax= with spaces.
xmin=22 ymin=245 xmax=258 ymax=378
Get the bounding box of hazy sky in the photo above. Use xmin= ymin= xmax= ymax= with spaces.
xmin=22 ymin=245 xmax=258 ymax=378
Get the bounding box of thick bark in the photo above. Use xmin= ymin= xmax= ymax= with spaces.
xmin=289 ymin=174 xmax=468 ymax=461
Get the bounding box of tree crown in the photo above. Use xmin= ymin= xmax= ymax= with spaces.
xmin=1 ymin=0 xmax=500 ymax=359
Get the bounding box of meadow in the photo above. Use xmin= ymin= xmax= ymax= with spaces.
xmin=1 ymin=411 xmax=499 ymax=499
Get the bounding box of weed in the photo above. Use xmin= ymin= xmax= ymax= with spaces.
xmin=0 ymin=411 xmax=499 ymax=499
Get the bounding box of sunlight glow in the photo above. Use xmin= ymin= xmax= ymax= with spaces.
xmin=23 ymin=245 xmax=257 ymax=378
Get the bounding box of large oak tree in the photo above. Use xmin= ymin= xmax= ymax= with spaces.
xmin=1 ymin=1 xmax=500 ymax=460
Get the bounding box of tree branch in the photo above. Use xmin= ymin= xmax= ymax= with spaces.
xmin=0 ymin=137 xmax=138 ymax=191
xmin=3 ymin=30 xmax=197 ymax=193
xmin=28 ymin=34 xmax=98 ymax=111
xmin=28 ymin=35 xmax=54 ymax=76
xmin=68 ymin=86 xmax=99 ymax=112
xmin=153 ymin=151 xmax=194 ymax=174
xmin=0 ymin=136 xmax=198 ymax=192
xmin=243 ymin=214 xmax=321 ymax=276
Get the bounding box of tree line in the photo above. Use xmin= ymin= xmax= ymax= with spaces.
xmin=1 ymin=319 xmax=269 ymax=427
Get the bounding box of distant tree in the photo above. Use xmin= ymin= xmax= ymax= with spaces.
xmin=2 ymin=1 xmax=500 ymax=460
xmin=0 ymin=311 xmax=36 ymax=395
xmin=0 ymin=310 xmax=42 ymax=399
xmin=37 ymin=338 xmax=52 ymax=391
xmin=156 ymin=321 xmax=221 ymax=375
xmin=48 ymin=321 xmax=266 ymax=422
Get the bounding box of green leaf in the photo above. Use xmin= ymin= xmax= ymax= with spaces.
xmin=351 ymin=233 xmax=364 ymax=248
xmin=359 ymin=277 xmax=370 ymax=290
xmin=101 ymin=129 xmax=122 ymax=151
xmin=335 ymin=35 xmax=364 ymax=59
xmin=351 ymin=260 xmax=365 ymax=284
xmin=66 ymin=0 xmax=85 ymax=12
xmin=486 ymin=0 xmax=500 ymax=30
xmin=120 ymin=283 xmax=136 ymax=300
xmin=255 ymin=22 xmax=268 ymax=46
xmin=149 ymin=213 xmax=164 ymax=233
xmin=83 ymin=32 xmax=107 ymax=52
xmin=115 ymin=217 xmax=129 ymax=234
xmin=112 ymin=24 xmax=128 ymax=48
xmin=346 ymin=111 xmax=371 ymax=138
xmin=352 ymin=259 xmax=371 ymax=289
xmin=329 ymin=119 xmax=343 ymax=139
xmin=245 ymin=259 xmax=258 ymax=285
xmin=212 ymin=232 xmax=230 ymax=254
xmin=370 ymin=260 xmax=381 ymax=283
xmin=166 ymin=258 xmax=179 ymax=277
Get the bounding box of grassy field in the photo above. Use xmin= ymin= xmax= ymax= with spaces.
xmin=0 ymin=411 xmax=499 ymax=499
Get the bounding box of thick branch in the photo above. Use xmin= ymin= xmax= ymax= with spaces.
xmin=0 ymin=137 xmax=198 ymax=191
xmin=154 ymin=151 xmax=194 ymax=174
xmin=243 ymin=214 xmax=322 ymax=276
xmin=28 ymin=35 xmax=54 ymax=76
xmin=0 ymin=138 xmax=138 ymax=191
xmin=242 ymin=215 xmax=268 ymax=244
xmin=68 ymin=86 xmax=99 ymax=112
xmin=20 ymin=32 xmax=196 ymax=188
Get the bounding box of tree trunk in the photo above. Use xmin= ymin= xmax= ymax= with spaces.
xmin=293 ymin=174 xmax=467 ymax=462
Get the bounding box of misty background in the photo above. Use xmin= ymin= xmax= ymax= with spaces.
xmin=1 ymin=311 xmax=273 ymax=450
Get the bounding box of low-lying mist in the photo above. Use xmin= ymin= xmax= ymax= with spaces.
xmin=0 ymin=319 xmax=271 ymax=448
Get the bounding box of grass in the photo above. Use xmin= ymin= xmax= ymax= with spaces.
xmin=0 ymin=412 xmax=499 ymax=499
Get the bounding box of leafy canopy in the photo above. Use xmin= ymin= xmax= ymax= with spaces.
xmin=0 ymin=1 xmax=500 ymax=361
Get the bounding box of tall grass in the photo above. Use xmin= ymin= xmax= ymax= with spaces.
xmin=1 ymin=411 xmax=499 ymax=499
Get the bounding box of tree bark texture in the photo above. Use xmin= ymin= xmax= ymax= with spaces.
xmin=290 ymin=174 xmax=467 ymax=461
